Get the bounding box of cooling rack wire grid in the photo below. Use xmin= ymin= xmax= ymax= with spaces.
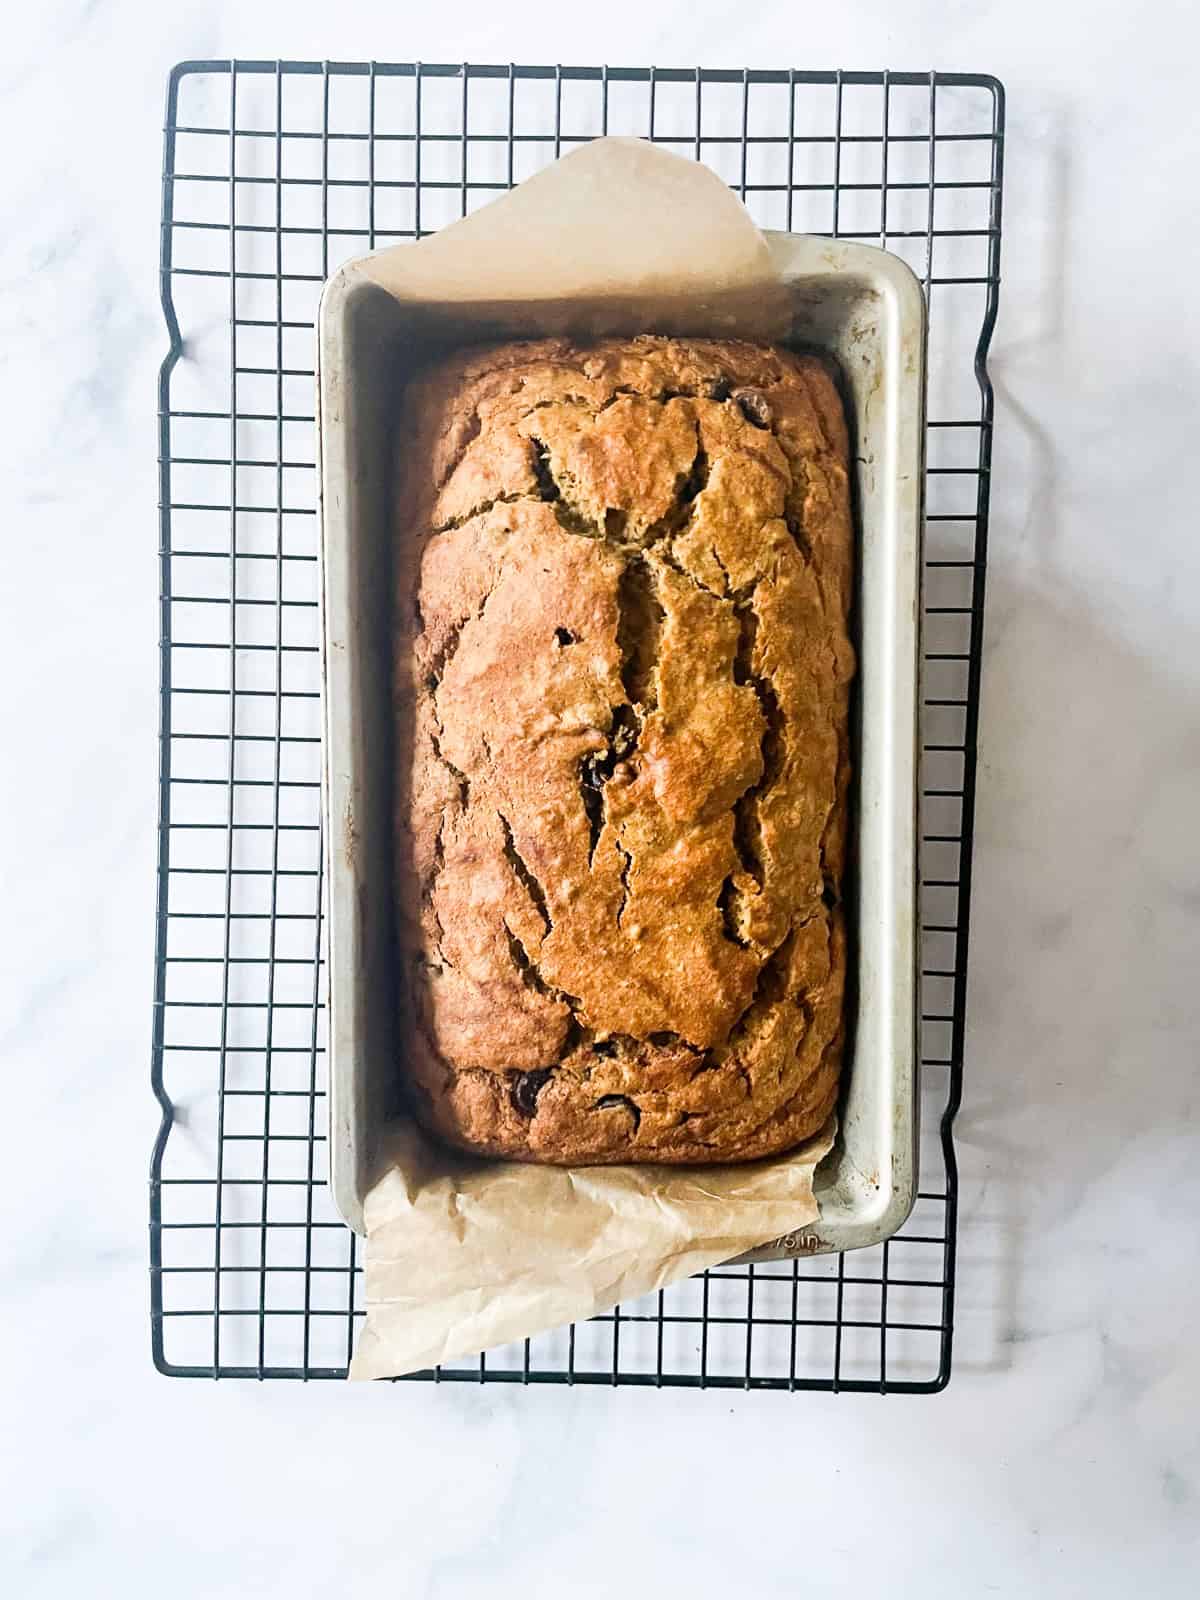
xmin=151 ymin=62 xmax=1003 ymax=1389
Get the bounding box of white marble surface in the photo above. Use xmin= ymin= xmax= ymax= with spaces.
xmin=3 ymin=0 xmax=1199 ymax=1593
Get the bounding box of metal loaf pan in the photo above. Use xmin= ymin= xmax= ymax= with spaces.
xmin=317 ymin=232 xmax=925 ymax=1258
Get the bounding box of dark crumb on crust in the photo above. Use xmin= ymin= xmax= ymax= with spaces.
xmin=594 ymin=1093 xmax=642 ymax=1133
xmin=511 ymin=1068 xmax=553 ymax=1117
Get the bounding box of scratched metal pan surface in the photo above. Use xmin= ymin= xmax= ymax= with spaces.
xmin=316 ymin=232 xmax=925 ymax=1259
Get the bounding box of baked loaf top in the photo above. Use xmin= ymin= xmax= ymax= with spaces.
xmin=395 ymin=336 xmax=854 ymax=1164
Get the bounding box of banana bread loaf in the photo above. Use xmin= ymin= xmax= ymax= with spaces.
xmin=394 ymin=336 xmax=854 ymax=1164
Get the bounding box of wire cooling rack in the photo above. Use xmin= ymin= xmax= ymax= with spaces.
xmin=151 ymin=61 xmax=1003 ymax=1389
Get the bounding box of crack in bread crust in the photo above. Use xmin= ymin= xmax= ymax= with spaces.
xmin=395 ymin=336 xmax=855 ymax=1164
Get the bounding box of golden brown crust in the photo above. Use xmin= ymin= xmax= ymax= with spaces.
xmin=394 ymin=337 xmax=854 ymax=1164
